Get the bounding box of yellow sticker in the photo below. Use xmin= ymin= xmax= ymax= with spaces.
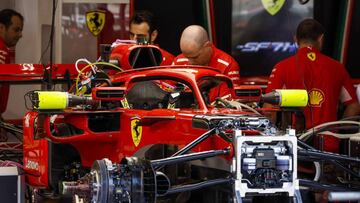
xmin=121 ymin=97 xmax=130 ymax=109
xmin=307 ymin=52 xmax=316 ymax=61
xmin=131 ymin=117 xmax=142 ymax=147
xmin=167 ymin=102 xmax=176 ymax=109
xmin=309 ymin=88 xmax=325 ymax=107
xmin=261 ymin=0 xmax=285 ymax=16
xmin=86 ymin=10 xmax=106 ymax=36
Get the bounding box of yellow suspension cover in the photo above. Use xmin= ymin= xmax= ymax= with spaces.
xmin=35 ymin=91 xmax=68 ymax=110
xmin=277 ymin=89 xmax=308 ymax=107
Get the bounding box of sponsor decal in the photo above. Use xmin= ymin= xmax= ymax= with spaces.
xmin=261 ymin=0 xmax=285 ymax=15
xmin=86 ymin=10 xmax=106 ymax=36
xmin=121 ymin=97 xmax=130 ymax=109
xmin=25 ymin=160 xmax=39 ymax=170
xmin=21 ymin=63 xmax=35 ymax=71
xmin=309 ymin=88 xmax=325 ymax=107
xmin=307 ymin=52 xmax=316 ymax=61
xmin=131 ymin=117 xmax=142 ymax=147
xmin=236 ymin=42 xmax=297 ymax=53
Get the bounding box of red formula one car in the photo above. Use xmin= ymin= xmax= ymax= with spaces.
xmin=6 ymin=43 xmax=357 ymax=203
xmin=21 ymin=63 xmax=304 ymax=203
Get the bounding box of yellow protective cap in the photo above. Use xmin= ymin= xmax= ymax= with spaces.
xmin=277 ymin=89 xmax=308 ymax=107
xmin=35 ymin=91 xmax=68 ymax=110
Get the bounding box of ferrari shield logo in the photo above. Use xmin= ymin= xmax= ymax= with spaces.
xmin=261 ymin=0 xmax=285 ymax=16
xmin=131 ymin=117 xmax=142 ymax=147
xmin=86 ymin=10 xmax=105 ymax=36
xmin=307 ymin=52 xmax=316 ymax=61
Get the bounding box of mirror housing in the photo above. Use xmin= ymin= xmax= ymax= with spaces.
xmin=92 ymin=87 xmax=126 ymax=101
xmin=232 ymin=86 xmax=262 ymax=102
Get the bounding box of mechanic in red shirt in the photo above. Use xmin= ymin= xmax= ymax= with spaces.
xmin=173 ymin=25 xmax=240 ymax=102
xmin=265 ymin=19 xmax=360 ymax=152
xmin=0 ymin=9 xmax=23 ymax=121
xmin=129 ymin=10 xmax=174 ymax=65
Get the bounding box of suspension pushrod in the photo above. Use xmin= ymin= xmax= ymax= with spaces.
xmin=154 ymin=128 xmax=216 ymax=170
xmin=151 ymin=148 xmax=229 ymax=168
xmin=165 ymin=178 xmax=232 ymax=195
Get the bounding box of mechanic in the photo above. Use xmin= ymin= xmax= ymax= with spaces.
xmin=264 ymin=19 xmax=360 ymax=152
xmin=129 ymin=10 xmax=173 ymax=64
xmin=129 ymin=10 xmax=157 ymax=44
xmin=0 ymin=9 xmax=23 ymax=125
xmin=173 ymin=25 xmax=240 ymax=101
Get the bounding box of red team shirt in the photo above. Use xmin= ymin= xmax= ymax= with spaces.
xmin=173 ymin=45 xmax=240 ymax=101
xmin=0 ymin=37 xmax=14 ymax=114
xmin=266 ymin=46 xmax=358 ymax=152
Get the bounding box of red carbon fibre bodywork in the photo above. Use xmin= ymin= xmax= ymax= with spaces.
xmin=110 ymin=44 xmax=174 ymax=70
xmin=0 ymin=63 xmax=81 ymax=187
xmin=0 ymin=64 xmax=80 ymax=81
xmin=22 ymin=66 xmax=245 ymax=188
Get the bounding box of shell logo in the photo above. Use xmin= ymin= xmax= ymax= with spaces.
xmin=309 ymin=89 xmax=325 ymax=107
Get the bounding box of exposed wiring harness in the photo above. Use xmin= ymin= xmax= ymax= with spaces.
xmin=0 ymin=160 xmax=24 ymax=169
xmin=75 ymin=58 xmax=97 ymax=74
xmin=212 ymin=95 xmax=261 ymax=115
xmin=297 ymin=120 xmax=360 ymax=184
xmin=74 ymin=61 xmax=123 ymax=95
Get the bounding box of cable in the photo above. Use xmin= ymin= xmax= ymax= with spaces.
xmin=75 ymin=58 xmax=96 ymax=73
xmin=314 ymin=131 xmax=360 ymax=139
xmin=317 ymin=125 xmax=359 ymax=132
xmin=237 ymin=102 xmax=261 ymax=115
xmin=340 ymin=115 xmax=360 ymax=121
xmin=38 ymin=0 xmax=58 ymax=64
xmin=75 ymin=61 xmax=123 ymax=95
xmin=47 ymin=0 xmax=58 ymax=90
xmin=212 ymin=95 xmax=261 ymax=115
xmin=0 ymin=160 xmax=24 ymax=169
xmin=38 ymin=35 xmax=52 ymax=64
xmin=298 ymin=120 xmax=360 ymax=140
xmin=298 ymin=120 xmax=360 ymax=141
xmin=297 ymin=141 xmax=321 ymax=182
xmin=298 ymin=125 xmax=359 ymax=140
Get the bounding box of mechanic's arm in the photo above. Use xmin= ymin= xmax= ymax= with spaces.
xmin=339 ymin=67 xmax=360 ymax=118
xmin=343 ymin=102 xmax=360 ymax=118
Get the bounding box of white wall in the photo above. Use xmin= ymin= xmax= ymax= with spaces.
xmin=15 ymin=0 xmax=53 ymax=63
xmin=0 ymin=1 xmax=15 ymax=9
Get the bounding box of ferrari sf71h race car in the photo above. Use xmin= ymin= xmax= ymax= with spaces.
xmin=14 ymin=44 xmax=360 ymax=203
